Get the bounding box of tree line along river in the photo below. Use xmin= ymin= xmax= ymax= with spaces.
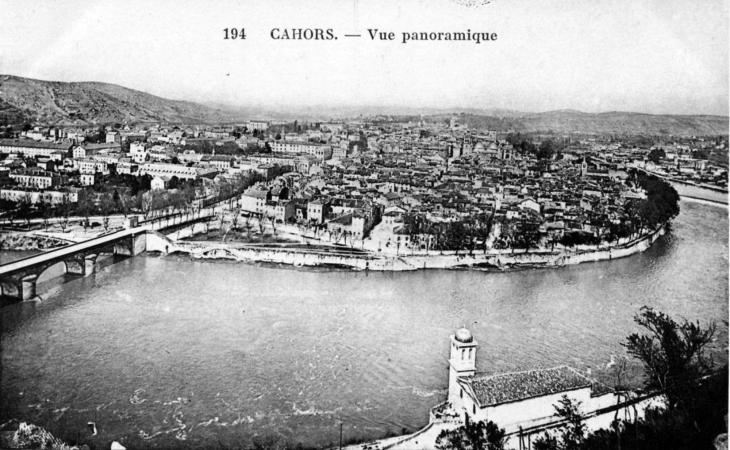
xmin=0 ymin=199 xmax=727 ymax=449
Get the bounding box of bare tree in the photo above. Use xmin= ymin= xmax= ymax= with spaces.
xmin=230 ymin=207 xmax=241 ymax=231
xmin=58 ymin=197 xmax=71 ymax=233
xmin=548 ymin=229 xmax=562 ymax=251
xmin=40 ymin=197 xmax=53 ymax=231
xmin=18 ymin=192 xmax=34 ymax=228
xmin=243 ymin=215 xmax=253 ymax=240
xmin=258 ymin=215 xmax=266 ymax=235
xmin=475 ymin=211 xmax=495 ymax=254
xmin=77 ymin=189 xmax=95 ymax=232
xmin=269 ymin=213 xmax=278 ymax=236
xmin=100 ymin=193 xmax=115 ymax=231
xmin=141 ymin=192 xmax=154 ymax=219
xmin=118 ymin=193 xmax=131 ymax=218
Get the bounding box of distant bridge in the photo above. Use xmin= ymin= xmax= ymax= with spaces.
xmin=0 ymin=209 xmax=217 ymax=301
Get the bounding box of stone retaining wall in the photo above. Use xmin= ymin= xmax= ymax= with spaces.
xmin=145 ymin=224 xmax=667 ymax=272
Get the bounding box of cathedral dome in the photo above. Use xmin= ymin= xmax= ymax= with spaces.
xmin=455 ymin=327 xmax=473 ymax=343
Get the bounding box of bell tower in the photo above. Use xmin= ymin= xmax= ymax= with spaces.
xmin=448 ymin=327 xmax=478 ymax=406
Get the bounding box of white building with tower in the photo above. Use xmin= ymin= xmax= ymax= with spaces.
xmin=439 ymin=327 xmax=664 ymax=446
xmin=372 ymin=329 xmax=664 ymax=449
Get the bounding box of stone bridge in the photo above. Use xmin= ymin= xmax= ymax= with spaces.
xmin=0 ymin=209 xmax=218 ymax=301
xmin=0 ymin=228 xmax=149 ymax=301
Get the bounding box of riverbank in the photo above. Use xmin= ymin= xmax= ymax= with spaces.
xmin=0 ymin=219 xmax=669 ymax=273
xmin=639 ymin=168 xmax=729 ymax=205
xmin=146 ymin=224 xmax=668 ymax=272
xmin=0 ymin=232 xmax=73 ymax=252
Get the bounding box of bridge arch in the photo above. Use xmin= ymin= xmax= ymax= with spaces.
xmin=0 ymin=279 xmax=19 ymax=299
xmin=36 ymin=261 xmax=68 ymax=284
xmin=113 ymin=242 xmax=133 ymax=256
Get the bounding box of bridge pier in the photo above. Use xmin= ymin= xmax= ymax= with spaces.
xmin=0 ymin=279 xmax=21 ymax=300
xmin=131 ymin=233 xmax=146 ymax=255
xmin=21 ymin=275 xmax=38 ymax=300
xmin=84 ymin=255 xmax=97 ymax=276
xmin=64 ymin=255 xmax=97 ymax=277
xmin=0 ymin=274 xmax=40 ymax=301
xmin=65 ymin=259 xmax=85 ymax=276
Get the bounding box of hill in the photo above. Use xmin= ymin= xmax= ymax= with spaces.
xmin=0 ymin=75 xmax=235 ymax=125
xmin=449 ymin=110 xmax=729 ymax=136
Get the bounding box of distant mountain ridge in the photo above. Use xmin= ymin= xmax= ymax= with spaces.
xmin=430 ymin=110 xmax=728 ymax=136
xmin=0 ymin=74 xmax=727 ymax=135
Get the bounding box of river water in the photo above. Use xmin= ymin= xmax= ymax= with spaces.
xmin=1 ymin=200 xmax=728 ymax=449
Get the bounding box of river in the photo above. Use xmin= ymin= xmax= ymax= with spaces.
xmin=1 ymin=199 xmax=727 ymax=449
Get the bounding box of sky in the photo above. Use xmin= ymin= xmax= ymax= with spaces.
xmin=0 ymin=0 xmax=728 ymax=115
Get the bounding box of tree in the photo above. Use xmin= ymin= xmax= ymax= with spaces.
xmin=435 ymin=419 xmax=506 ymax=450
xmin=0 ymin=199 xmax=18 ymax=218
xmin=403 ymin=212 xmax=425 ymax=247
xmin=268 ymin=212 xmax=278 ymax=236
xmin=628 ymin=171 xmax=680 ymax=227
xmin=258 ymin=215 xmax=266 ymax=234
xmin=593 ymin=216 xmax=612 ymax=248
xmin=230 ymin=207 xmax=241 ymax=231
xmin=548 ymin=229 xmax=562 ymax=250
xmin=139 ymin=174 xmax=153 ymax=192
xmin=475 ymin=211 xmax=495 ymax=253
xmin=139 ymin=191 xmax=154 ymax=219
xmin=533 ymin=396 xmax=587 ymax=450
xmin=622 ymin=307 xmax=716 ymax=412
xmin=244 ymin=215 xmax=253 ymax=240
xmin=537 ymin=139 xmax=556 ymax=160
xmin=647 ymin=148 xmax=666 ymax=164
xmin=57 ymin=197 xmax=71 ymax=233
xmin=514 ymin=216 xmax=541 ymax=252
xmin=99 ymin=193 xmax=115 ymax=231
xmin=76 ymin=190 xmax=95 ymax=232
xmin=17 ymin=192 xmax=34 ymax=228
xmin=431 ymin=222 xmax=448 ymax=254
xmin=446 ymin=221 xmax=467 ymax=254
xmin=39 ymin=197 xmax=53 ymax=231
xmin=119 ymin=193 xmax=132 ymax=218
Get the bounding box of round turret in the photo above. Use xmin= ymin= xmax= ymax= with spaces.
xmin=455 ymin=327 xmax=473 ymax=343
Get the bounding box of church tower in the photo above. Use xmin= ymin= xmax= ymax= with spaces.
xmin=448 ymin=327 xmax=478 ymax=406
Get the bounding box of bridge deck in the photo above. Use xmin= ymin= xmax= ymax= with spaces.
xmin=0 ymin=228 xmax=142 ymax=276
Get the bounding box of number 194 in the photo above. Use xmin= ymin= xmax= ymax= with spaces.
xmin=224 ymin=28 xmax=246 ymax=39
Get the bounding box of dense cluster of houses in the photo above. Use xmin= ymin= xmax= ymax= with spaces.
xmin=1 ymin=119 xmax=726 ymax=249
